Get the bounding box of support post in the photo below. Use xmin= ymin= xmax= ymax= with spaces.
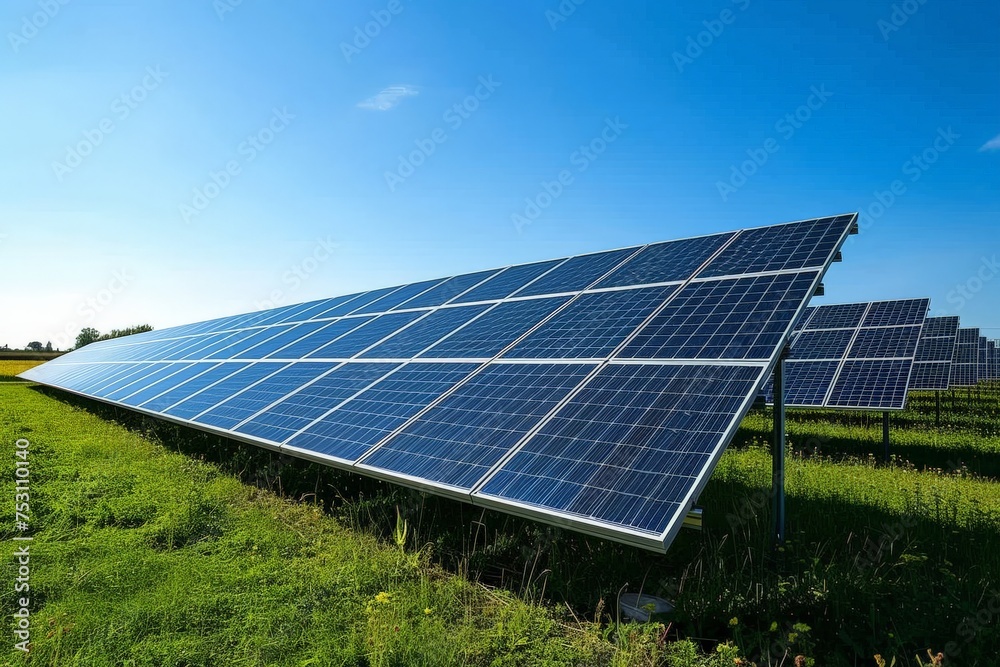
xmin=935 ymin=390 xmax=941 ymax=428
xmin=771 ymin=347 xmax=789 ymax=548
xmin=882 ymin=411 xmax=891 ymax=463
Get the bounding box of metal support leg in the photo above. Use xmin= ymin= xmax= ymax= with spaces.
xmin=936 ymin=391 xmax=941 ymax=428
xmin=772 ymin=348 xmax=788 ymax=548
xmin=882 ymin=411 xmax=891 ymax=463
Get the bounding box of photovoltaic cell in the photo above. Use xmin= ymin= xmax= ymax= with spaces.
xmin=419 ymin=297 xmax=570 ymax=359
xmin=453 ymin=259 xmax=565 ymax=303
xmin=194 ymin=362 xmax=334 ymax=432
xmin=619 ymin=272 xmax=820 ymax=360
xmin=359 ymin=363 xmax=595 ymax=491
xmin=305 ymin=311 xmax=425 ymax=358
xmin=286 ymin=363 xmax=480 ymax=463
xmin=164 ymin=362 xmax=290 ymax=420
xmin=698 ymin=215 xmax=854 ymax=277
xmin=19 ymin=212 xmax=859 ymax=553
xmin=235 ymin=362 xmax=399 ymax=444
xmin=593 ymin=234 xmax=733 ymax=289
xmin=771 ymin=298 xmax=929 ymax=409
xmin=477 ymin=364 xmax=763 ymax=535
xmin=951 ymin=328 xmax=980 ymax=387
xmin=393 ymin=270 xmax=499 ymax=310
xmin=351 ymin=278 xmax=444 ymax=315
xmin=827 ymin=360 xmax=912 ymax=409
xmin=359 ymin=305 xmax=491 ymax=359
xmin=503 ymin=286 xmax=678 ymax=359
xmin=512 ymin=247 xmax=638 ymax=297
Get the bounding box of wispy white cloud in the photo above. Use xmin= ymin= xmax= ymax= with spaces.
xmin=979 ymin=133 xmax=1000 ymax=152
xmin=357 ymin=85 xmax=419 ymax=111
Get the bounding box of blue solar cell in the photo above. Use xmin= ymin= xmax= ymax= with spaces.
xmin=194 ymin=362 xmax=335 ymax=431
xmin=236 ymin=321 xmax=336 ymax=359
xmin=54 ymin=364 xmax=126 ymax=393
xmin=351 ymin=279 xmax=444 ymax=315
xmin=245 ymin=301 xmax=321 ymax=327
xmin=848 ymin=326 xmax=922 ymax=359
xmin=476 ymin=364 xmax=762 ymax=535
xmin=119 ymin=363 xmax=221 ymax=407
xmin=594 ymin=234 xmax=733 ymax=289
xmin=236 ymin=362 xmax=399 ymax=444
xmin=141 ymin=362 xmax=252 ymax=412
xmin=266 ymin=318 xmax=374 ymax=359
xmin=79 ymin=363 xmax=155 ymax=394
xmin=179 ymin=329 xmax=260 ymax=360
xmin=862 ymin=300 xmax=928 ymax=327
xmin=911 ymin=362 xmax=951 ymax=391
xmin=279 ymin=294 xmax=365 ymax=323
xmin=286 ymin=363 xmax=481 ymax=462
xmin=789 ymin=330 xmax=855 ymax=360
xmin=513 ymin=248 xmax=638 ymax=297
xmin=306 ymin=311 xmax=425 ymax=358
xmin=419 ymin=297 xmax=570 ymax=359
xmin=393 ymin=270 xmax=499 ymax=310
xmin=915 ymin=336 xmax=957 ymax=363
xmin=802 ymin=303 xmax=868 ymax=330
xmin=343 ymin=285 xmax=409 ymax=315
xmin=165 ymin=362 xmax=290 ymax=420
xmin=361 ymin=363 xmax=594 ymax=490
xmin=359 ymin=305 xmax=491 ymax=359
xmin=452 ymin=259 xmax=565 ymax=303
xmin=102 ymin=363 xmax=194 ymax=402
xmin=503 ymin=287 xmax=678 ymax=359
xmin=763 ymin=360 xmax=841 ymax=406
xmin=921 ymin=316 xmax=960 ymax=338
xmin=699 ymin=215 xmax=854 ymax=278
xmin=164 ymin=332 xmax=251 ymax=361
xmin=204 ymin=325 xmax=295 ymax=359
xmin=620 ymin=272 xmax=819 ymax=360
xmin=827 ymin=359 xmax=911 ymax=409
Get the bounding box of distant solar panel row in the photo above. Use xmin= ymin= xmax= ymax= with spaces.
xmin=22 ymin=214 xmax=858 ymax=552
xmin=910 ymin=316 xmax=959 ymax=390
xmin=764 ymin=298 xmax=929 ymax=410
xmin=951 ymin=328 xmax=981 ymax=387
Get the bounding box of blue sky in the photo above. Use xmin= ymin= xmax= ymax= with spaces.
xmin=2 ymin=0 xmax=998 ymax=349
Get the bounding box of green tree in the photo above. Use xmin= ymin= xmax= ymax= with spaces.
xmin=98 ymin=325 xmax=154 ymax=342
xmin=25 ymin=341 xmax=43 ymax=352
xmin=75 ymin=328 xmax=101 ymax=349
xmin=45 ymin=341 xmax=53 ymax=352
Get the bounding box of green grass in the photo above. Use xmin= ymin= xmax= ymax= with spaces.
xmin=0 ymin=383 xmax=687 ymax=666
xmin=5 ymin=381 xmax=1000 ymax=665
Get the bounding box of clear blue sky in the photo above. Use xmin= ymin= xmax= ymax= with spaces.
xmin=2 ymin=0 xmax=998 ymax=349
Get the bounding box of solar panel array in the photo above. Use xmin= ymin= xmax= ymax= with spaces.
xmin=951 ymin=328 xmax=981 ymax=387
xmin=763 ymin=298 xmax=929 ymax=410
xmin=979 ymin=337 xmax=991 ymax=383
xmin=22 ymin=214 xmax=858 ymax=552
xmin=987 ymin=340 xmax=999 ymax=381
xmin=910 ymin=316 xmax=960 ymax=390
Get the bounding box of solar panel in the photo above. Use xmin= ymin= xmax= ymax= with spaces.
xmin=979 ymin=337 xmax=990 ymax=383
xmin=951 ymin=328 xmax=981 ymax=387
xmin=763 ymin=298 xmax=929 ymax=410
xmin=910 ymin=316 xmax=959 ymax=390
xmin=21 ymin=213 xmax=858 ymax=552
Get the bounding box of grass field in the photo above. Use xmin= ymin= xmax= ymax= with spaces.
xmin=0 ymin=360 xmax=43 ymax=382
xmin=3 ymin=367 xmax=1000 ymax=665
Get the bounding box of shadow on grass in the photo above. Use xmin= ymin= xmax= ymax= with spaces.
xmin=31 ymin=385 xmax=1000 ymax=664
